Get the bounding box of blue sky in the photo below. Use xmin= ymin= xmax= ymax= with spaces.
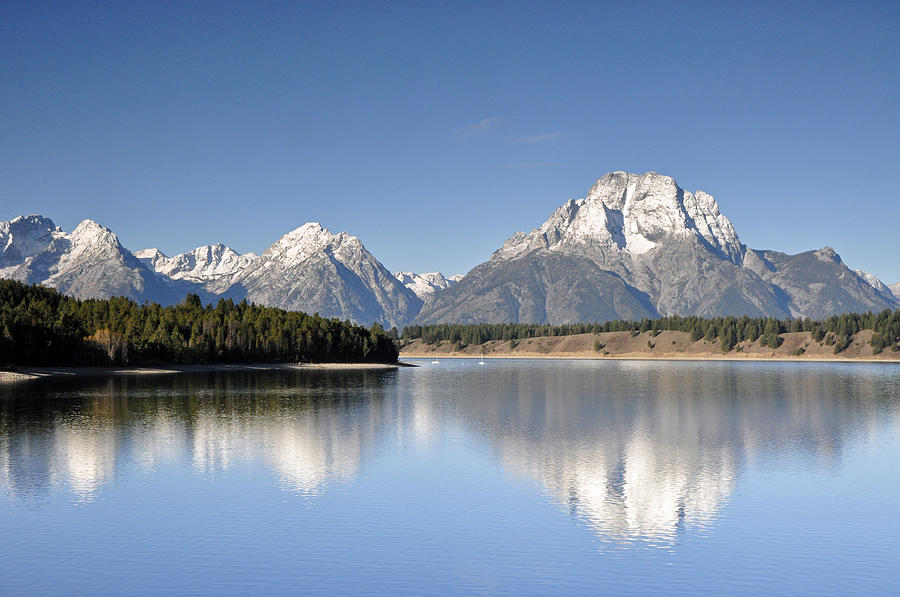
xmin=2 ymin=1 xmax=899 ymax=282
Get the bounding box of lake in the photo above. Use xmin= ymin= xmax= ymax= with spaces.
xmin=1 ymin=359 xmax=899 ymax=595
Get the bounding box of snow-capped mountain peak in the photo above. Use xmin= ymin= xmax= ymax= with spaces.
xmin=494 ymin=171 xmax=742 ymax=264
xmin=268 ymin=222 xmax=341 ymax=261
xmin=134 ymin=248 xmax=168 ymax=269
xmin=394 ymin=271 xmax=461 ymax=301
xmin=137 ymin=243 xmax=257 ymax=284
xmin=263 ymin=222 xmax=373 ymax=269
xmin=854 ymin=269 xmax=892 ymax=295
xmin=232 ymin=222 xmax=421 ymax=327
xmin=0 ymin=215 xmax=174 ymax=302
xmin=70 ymin=219 xmax=120 ymax=246
xmin=134 ymin=247 xmax=167 ymax=260
xmin=0 ymin=214 xmax=65 ymax=265
xmin=57 ymin=220 xmax=130 ymax=270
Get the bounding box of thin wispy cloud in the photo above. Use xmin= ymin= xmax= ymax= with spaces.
xmin=459 ymin=117 xmax=501 ymax=137
xmin=516 ymin=131 xmax=569 ymax=143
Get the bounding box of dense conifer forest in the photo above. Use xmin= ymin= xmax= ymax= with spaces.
xmin=0 ymin=280 xmax=398 ymax=366
xmin=403 ymin=311 xmax=900 ymax=355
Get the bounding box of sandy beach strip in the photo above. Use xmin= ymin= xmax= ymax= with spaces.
xmin=0 ymin=362 xmax=399 ymax=383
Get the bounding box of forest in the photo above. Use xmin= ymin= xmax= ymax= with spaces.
xmin=403 ymin=311 xmax=900 ymax=355
xmin=0 ymin=279 xmax=399 ymax=366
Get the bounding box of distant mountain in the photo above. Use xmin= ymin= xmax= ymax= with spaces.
xmin=136 ymin=244 xmax=257 ymax=293
xmin=415 ymin=172 xmax=898 ymax=324
xmin=0 ymin=215 xmax=188 ymax=303
xmin=0 ymin=216 xmax=420 ymax=328
xmin=4 ymin=174 xmax=897 ymax=328
xmin=229 ymin=223 xmax=421 ymax=328
xmin=393 ymin=271 xmax=461 ymax=301
xmin=890 ymin=283 xmax=900 ymax=300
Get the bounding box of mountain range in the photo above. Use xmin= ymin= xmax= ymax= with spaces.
xmin=2 ymin=172 xmax=897 ymax=327
xmin=415 ymin=172 xmax=898 ymax=324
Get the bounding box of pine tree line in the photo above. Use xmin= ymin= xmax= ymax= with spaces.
xmin=403 ymin=311 xmax=900 ymax=355
xmin=0 ymin=279 xmax=398 ymax=366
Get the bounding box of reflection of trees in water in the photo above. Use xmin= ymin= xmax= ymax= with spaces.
xmin=0 ymin=369 xmax=398 ymax=500
xmin=438 ymin=361 xmax=900 ymax=544
xmin=1 ymin=362 xmax=898 ymax=539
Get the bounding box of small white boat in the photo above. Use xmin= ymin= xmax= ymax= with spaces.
xmin=431 ymin=360 xmax=440 ymax=364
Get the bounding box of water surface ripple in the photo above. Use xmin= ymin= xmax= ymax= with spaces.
xmin=1 ymin=360 xmax=898 ymax=595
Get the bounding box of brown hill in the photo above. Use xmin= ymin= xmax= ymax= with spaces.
xmin=401 ymin=330 xmax=900 ymax=362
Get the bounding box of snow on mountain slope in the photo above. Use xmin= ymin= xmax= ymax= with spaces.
xmin=136 ymin=244 xmax=256 ymax=293
xmin=0 ymin=215 xmax=421 ymax=327
xmin=493 ymin=171 xmax=742 ymax=265
xmin=416 ymin=171 xmax=898 ymax=324
xmin=4 ymin=185 xmax=897 ymax=328
xmin=0 ymin=216 xmax=187 ymax=302
xmin=134 ymin=247 xmax=167 ymax=267
xmin=394 ymin=271 xmax=460 ymax=301
xmin=232 ymin=223 xmax=422 ymax=328
xmin=854 ymin=269 xmax=893 ymax=296
xmin=0 ymin=215 xmax=67 ymax=269
xmin=0 ymin=215 xmax=69 ymax=285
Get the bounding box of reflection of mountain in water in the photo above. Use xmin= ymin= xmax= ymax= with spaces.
xmin=0 ymin=370 xmax=398 ymax=500
xmin=434 ymin=361 xmax=899 ymax=544
xmin=1 ymin=362 xmax=898 ymax=542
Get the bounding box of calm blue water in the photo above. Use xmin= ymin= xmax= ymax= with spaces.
xmin=1 ymin=359 xmax=899 ymax=595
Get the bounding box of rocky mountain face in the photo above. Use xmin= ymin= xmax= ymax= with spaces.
xmin=0 ymin=215 xmax=187 ymax=303
xmin=415 ymin=171 xmax=899 ymax=324
xmin=136 ymin=244 xmax=257 ymax=294
xmin=229 ymin=223 xmax=421 ymax=328
xmin=889 ymin=283 xmax=900 ymax=300
xmin=3 ymin=173 xmax=896 ymax=327
xmin=1 ymin=216 xmax=421 ymax=328
xmin=393 ymin=271 xmax=461 ymax=301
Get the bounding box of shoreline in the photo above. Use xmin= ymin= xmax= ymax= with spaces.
xmin=0 ymin=362 xmax=400 ymax=384
xmin=399 ymin=330 xmax=900 ymax=365
xmin=400 ymin=352 xmax=900 ymax=364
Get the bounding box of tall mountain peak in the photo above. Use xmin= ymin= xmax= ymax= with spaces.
xmin=495 ymin=171 xmax=742 ymax=264
xmin=1 ymin=214 xmax=65 ymax=265
xmin=0 ymin=214 xmax=421 ymax=326
xmin=417 ymin=171 xmax=898 ymax=325
xmin=282 ymin=221 xmax=326 ymax=238
xmin=815 ymin=246 xmax=841 ymax=263
xmin=266 ymin=222 xmax=366 ymax=266
xmin=234 ymin=222 xmax=420 ymax=327
xmin=70 ymin=219 xmax=119 ymax=245
xmin=7 ymin=214 xmax=61 ymax=230
xmin=268 ymin=222 xmax=335 ymax=251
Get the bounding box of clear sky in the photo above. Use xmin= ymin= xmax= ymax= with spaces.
xmin=2 ymin=1 xmax=898 ymax=282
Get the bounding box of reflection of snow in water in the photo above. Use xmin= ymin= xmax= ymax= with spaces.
xmin=192 ymin=412 xmax=244 ymax=475
xmin=0 ymin=361 xmax=897 ymax=529
xmin=265 ymin=418 xmax=363 ymax=495
xmin=497 ymin=432 xmax=735 ymax=545
xmin=133 ymin=412 xmax=188 ymax=472
xmin=457 ymin=362 xmax=899 ymax=546
xmin=52 ymin=426 xmax=118 ymax=502
xmin=189 ymin=409 xmax=368 ymax=496
xmin=0 ymin=435 xmax=9 ymax=494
